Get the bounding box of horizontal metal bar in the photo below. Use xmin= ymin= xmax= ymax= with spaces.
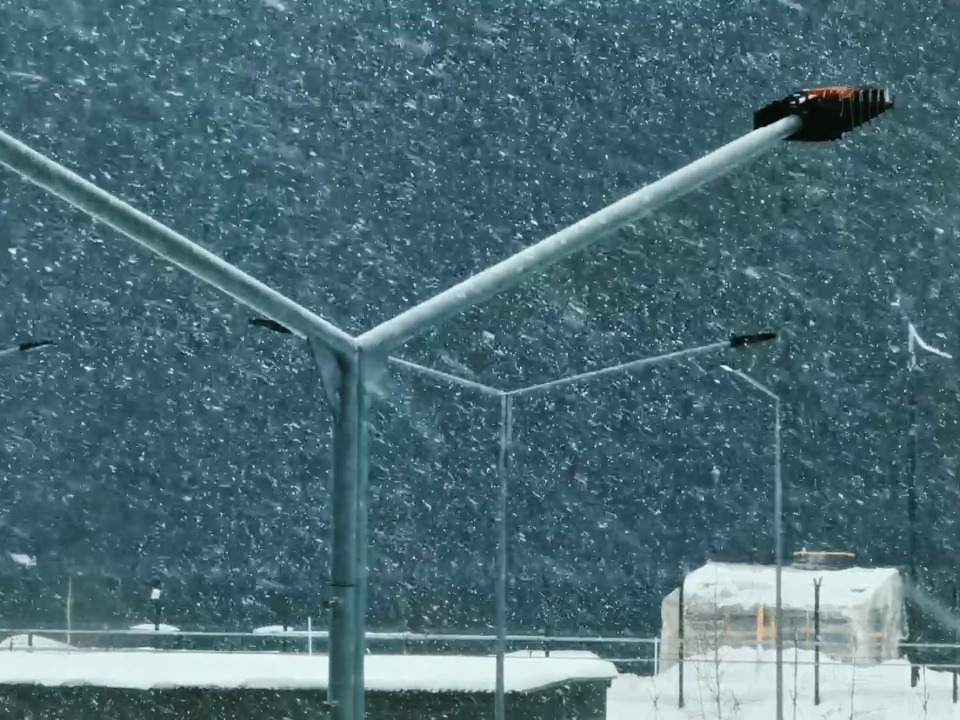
xmin=0 ymin=627 xmax=658 ymax=645
xmin=0 ymin=129 xmax=355 ymax=355
xmin=720 ymin=364 xmax=778 ymax=400
xmin=388 ymin=356 xmax=504 ymax=397
xmin=357 ymin=116 xmax=802 ymax=354
xmin=509 ymin=338 xmax=732 ymax=398
xmin=0 ymin=628 xmax=255 ymax=638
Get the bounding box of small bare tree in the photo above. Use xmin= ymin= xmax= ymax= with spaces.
xmin=791 ymin=631 xmax=799 ymax=720
xmin=920 ymin=664 xmax=930 ymax=719
xmin=711 ymin=585 xmax=723 ymax=720
xmin=847 ymin=636 xmax=859 ymax=720
xmin=689 ymin=578 xmax=735 ymax=719
xmin=648 ymin=683 xmax=662 ymax=720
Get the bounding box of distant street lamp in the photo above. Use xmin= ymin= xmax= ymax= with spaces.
xmin=719 ymin=363 xmax=783 ymax=720
xmin=254 ymin=316 xmax=778 ymax=720
xmin=905 ymin=320 xmax=952 ymax=582
xmin=0 ymin=340 xmax=54 ymax=360
xmin=903 ymin=320 xmax=952 ymax=687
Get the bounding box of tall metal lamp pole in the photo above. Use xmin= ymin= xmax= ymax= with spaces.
xmin=720 ymin=364 xmax=783 ymax=720
xmin=904 ymin=320 xmax=953 ymax=686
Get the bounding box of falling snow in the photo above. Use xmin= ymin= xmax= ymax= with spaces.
xmin=1 ymin=0 xmax=959 ymax=716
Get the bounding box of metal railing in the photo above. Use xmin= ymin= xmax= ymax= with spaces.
xmin=6 ymin=626 xmax=960 ymax=662
xmin=7 ymin=626 xmax=960 ymax=706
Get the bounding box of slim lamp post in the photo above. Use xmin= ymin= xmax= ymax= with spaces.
xmin=904 ymin=320 xmax=953 ymax=686
xmin=720 ymin=364 xmax=783 ymax=720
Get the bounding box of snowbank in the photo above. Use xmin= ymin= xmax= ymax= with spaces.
xmin=609 ymin=646 xmax=955 ymax=720
xmin=0 ymin=649 xmax=617 ymax=694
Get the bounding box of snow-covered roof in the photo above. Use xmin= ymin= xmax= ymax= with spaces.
xmin=0 ymin=650 xmax=617 ymax=693
xmin=129 ymin=623 xmax=181 ymax=633
xmin=252 ymin=625 xmax=301 ymax=635
xmin=670 ymin=561 xmax=902 ymax=615
xmin=8 ymin=552 xmax=36 ymax=568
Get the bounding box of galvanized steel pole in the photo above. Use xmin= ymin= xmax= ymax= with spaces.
xmin=330 ymin=351 xmax=365 ymax=720
xmin=720 ymin=364 xmax=783 ymax=720
xmin=0 ymin=128 xmax=363 ymax=720
xmin=773 ymin=393 xmax=783 ymax=720
xmin=494 ymin=394 xmax=513 ymax=720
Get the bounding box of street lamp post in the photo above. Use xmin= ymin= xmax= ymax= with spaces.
xmin=903 ymin=320 xmax=952 ymax=686
xmin=720 ymin=364 xmax=783 ymax=720
xmin=0 ymin=86 xmax=892 ymax=720
xmin=255 ymin=320 xmax=777 ymax=720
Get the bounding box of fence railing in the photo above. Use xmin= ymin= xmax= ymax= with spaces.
xmin=0 ymin=627 xmax=658 ymax=664
xmin=6 ymin=627 xmax=960 ymax=710
xmin=6 ymin=627 xmax=960 ymax=666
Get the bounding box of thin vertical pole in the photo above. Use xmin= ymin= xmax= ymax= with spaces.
xmin=494 ymin=394 xmax=513 ymax=720
xmin=354 ymin=353 xmax=371 ymax=719
xmin=540 ymin=572 xmax=552 ymax=658
xmin=814 ymin=579 xmax=821 ymax=706
xmin=908 ymin=394 xmax=918 ymax=582
xmin=953 ymin=584 xmax=958 ymax=704
xmin=774 ymin=396 xmax=784 ymax=720
xmin=908 ymin=392 xmax=920 ymax=689
xmin=66 ymin=575 xmax=73 ymax=646
xmin=678 ymin=579 xmax=685 ymax=709
xmin=329 ymin=351 xmax=364 ymax=720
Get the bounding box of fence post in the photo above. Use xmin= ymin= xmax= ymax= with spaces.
xmin=953 ymin=584 xmax=958 ymax=704
xmin=66 ymin=575 xmax=73 ymax=646
xmin=678 ymin=579 xmax=685 ymax=709
xmin=540 ymin=572 xmax=552 ymax=658
xmin=814 ymin=578 xmax=822 ymax=706
xmin=654 ymin=636 xmax=660 ymax=676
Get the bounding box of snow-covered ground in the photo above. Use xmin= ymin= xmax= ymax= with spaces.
xmin=0 ymin=643 xmax=617 ymax=694
xmin=2 ymin=636 xmax=958 ymax=718
xmin=608 ymin=646 xmax=960 ymax=719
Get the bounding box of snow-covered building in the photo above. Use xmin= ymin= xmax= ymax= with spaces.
xmin=658 ymin=559 xmax=905 ymax=671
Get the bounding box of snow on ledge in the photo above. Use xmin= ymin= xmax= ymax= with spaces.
xmin=252 ymin=625 xmax=301 ymax=635
xmin=0 ymin=650 xmax=618 ymax=694
xmin=129 ymin=624 xmax=181 ymax=633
